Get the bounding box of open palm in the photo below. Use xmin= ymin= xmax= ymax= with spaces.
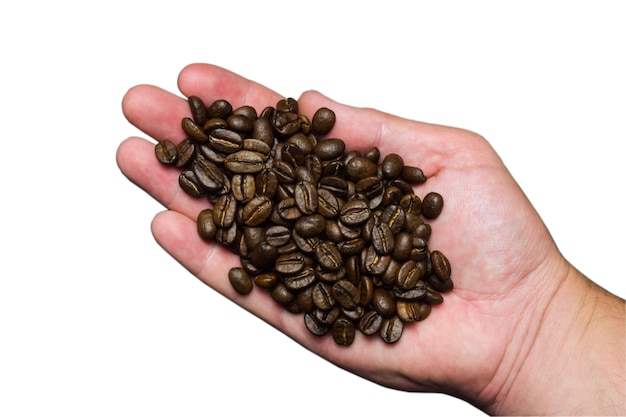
xmin=117 ymin=64 xmax=571 ymax=411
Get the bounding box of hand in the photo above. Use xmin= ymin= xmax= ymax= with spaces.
xmin=117 ymin=63 xmax=625 ymax=415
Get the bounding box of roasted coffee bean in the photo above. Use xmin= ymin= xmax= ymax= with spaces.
xmin=371 ymin=222 xmax=394 ymax=255
xmin=252 ymin=116 xmax=274 ymax=147
xmin=255 ymin=168 xmax=278 ymax=199
xmin=250 ymin=241 xmax=279 ymax=270
xmin=358 ymin=276 xmax=374 ymax=306
xmin=294 ymin=181 xmax=319 ymax=215
xmin=208 ymin=99 xmax=233 ymax=119
xmin=314 ymin=138 xmax=345 ymax=160
xmin=304 ymin=313 xmax=330 ymax=336
xmin=188 ymin=96 xmax=209 ymax=126
xmin=381 ymin=204 xmax=406 ymax=234
xmin=275 ymin=252 xmax=306 ymax=275
xmin=381 ymin=153 xmax=404 ymax=179
xmin=270 ymin=282 xmax=294 ymax=305
xmin=394 ymin=280 xmax=427 ymax=300
xmin=322 ymin=160 xmax=346 ymax=178
xmin=243 ymin=226 xmax=265 ymax=249
xmin=332 ymin=280 xmax=360 ymax=310
xmin=346 ymin=156 xmax=378 ymax=181
xmin=402 ymin=166 xmax=427 ymax=184
xmin=392 ymin=232 xmax=412 ymax=261
xmin=197 ymin=209 xmax=217 ymax=241
xmin=340 ymin=199 xmax=371 ymax=226
xmin=284 ymin=267 xmax=316 ymax=291
xmin=273 ymin=111 xmax=301 ymax=136
xmin=288 ymin=132 xmax=315 ymax=155
xmin=379 ymin=316 xmax=403 ymax=344
xmin=203 ymin=117 xmax=228 ymax=132
xmin=277 ymin=197 xmax=302 ymax=221
xmin=296 ymin=286 xmax=315 ymax=312
xmin=273 ymin=160 xmax=296 ymax=184
xmin=295 ymin=214 xmax=326 ymax=238
xmin=229 ymin=267 xmax=253 ymax=295
xmin=208 ymin=128 xmax=243 ymax=154
xmin=253 ymin=272 xmax=278 ymax=289
xmin=314 ymin=241 xmax=343 ymax=271
xmin=227 ymin=113 xmax=254 ymax=133
xmin=342 ymin=306 xmax=364 ymax=322
xmin=359 ymin=310 xmax=383 ymax=335
xmin=265 ymin=225 xmax=291 ymax=247
xmin=175 ymin=138 xmax=197 ymax=168
xmin=242 ymin=195 xmax=272 ymax=226
xmin=363 ymin=246 xmax=391 ymax=276
xmin=396 ymin=300 xmax=422 ymax=322
xmin=199 ymin=143 xmax=226 ymax=164
xmin=182 ymin=117 xmax=208 ymax=142
xmin=213 ymin=194 xmax=237 ymax=228
xmin=421 ymin=192 xmax=444 ymax=219
xmin=314 ymin=264 xmax=345 ymax=284
xmin=230 ymin=174 xmax=256 ymax=202
xmin=423 ymin=285 xmax=444 ymax=305
xmin=337 ymin=237 xmax=366 ymax=257
xmin=195 ymin=157 xmax=228 ymax=192
xmin=317 ymin=188 xmax=340 ymax=218
xmin=179 ymin=170 xmax=205 ymax=198
xmin=313 ymin=306 xmax=341 ymax=325
xmin=355 ymin=177 xmax=384 ymax=200
xmin=319 ymin=175 xmax=348 ymax=198
xmin=242 ymin=138 xmax=271 ymax=157
xmin=382 ymin=185 xmax=403 ymax=207
xmin=292 ymin=232 xmax=319 ymax=254
xmin=397 ymin=260 xmax=426 ymax=290
xmin=431 ymin=250 xmax=451 ymax=281
xmin=224 ymin=150 xmax=265 ymax=174
xmin=414 ymin=223 xmax=432 ymax=241
xmin=312 ymin=282 xmax=335 ymax=310
xmin=426 ymin=273 xmax=454 ymax=293
xmin=155 ymin=139 xmax=178 ymax=165
xmin=372 ymin=288 xmax=396 ymax=317
xmin=276 ymin=97 xmax=298 ymax=113
xmin=332 ymin=316 xmax=355 ymax=346
xmin=311 ymin=107 xmax=335 ymax=135
xmin=282 ymin=143 xmax=306 ymax=168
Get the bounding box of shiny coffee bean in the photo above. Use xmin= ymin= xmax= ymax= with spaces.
xmin=372 ymin=288 xmax=396 ymax=317
xmin=314 ymin=138 xmax=345 ymax=160
xmin=312 ymin=282 xmax=335 ymax=310
xmin=155 ymin=140 xmax=178 ymax=165
xmin=253 ymin=272 xmax=278 ymax=289
xmin=275 ymin=252 xmax=306 ymax=275
xmin=359 ymin=310 xmax=383 ymax=335
xmin=175 ymin=138 xmax=197 ymax=168
xmin=294 ymin=181 xmax=319 ymax=215
xmin=224 ymin=150 xmax=265 ymax=174
xmin=431 ymin=250 xmax=451 ymax=281
xmin=379 ymin=315 xmax=403 ymax=344
xmin=314 ymin=241 xmax=343 ymax=271
xmin=208 ymin=99 xmax=233 ymax=119
xmin=402 ymin=166 xmax=427 ymax=184
xmin=332 ymin=316 xmax=355 ymax=346
xmin=317 ymin=188 xmax=340 ymax=218
xmin=284 ymin=267 xmax=316 ymax=291
xmin=188 ymin=96 xmax=209 ymax=126
xmin=213 ymin=194 xmax=237 ymax=228
xmin=208 ymin=128 xmax=243 ymax=154
xmin=311 ymin=107 xmax=336 ymax=135
xmin=229 ymin=267 xmax=253 ymax=295
xmin=295 ymin=214 xmax=326 ymax=238
xmin=362 ymin=246 xmax=391 ymax=276
xmin=394 ymin=280 xmax=427 ymax=300
xmin=195 ymin=157 xmax=228 ymax=192
xmin=251 ymin=241 xmax=279 ymax=270
xmin=252 ymin=117 xmax=274 ymax=146
xmin=231 ymin=174 xmax=256 ymax=202
xmin=197 ymin=209 xmax=217 ymax=241
xmin=346 ymin=156 xmax=378 ymax=181
xmin=179 ymin=170 xmax=205 ymax=198
xmin=421 ymin=192 xmax=444 ymax=219
xmin=332 ymin=280 xmax=360 ymax=310
xmin=304 ymin=313 xmax=330 ymax=336
xmin=397 ymin=260 xmax=426 ymax=290
xmin=371 ymin=222 xmax=395 ymax=255
xmin=381 ymin=153 xmax=404 ymax=179
xmin=182 ymin=117 xmax=209 ymax=142
xmin=296 ymin=286 xmax=315 ymax=313
xmin=227 ymin=113 xmax=254 ymax=133
xmin=265 ymin=225 xmax=291 ymax=247
xmin=255 ymin=168 xmax=278 ymax=199
xmin=241 ymin=196 xmax=272 ymax=226
xmin=340 ymin=199 xmax=371 ymax=226
xmin=270 ymin=282 xmax=294 ymax=305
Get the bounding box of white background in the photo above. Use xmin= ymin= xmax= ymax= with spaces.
xmin=1 ymin=1 xmax=624 ymax=416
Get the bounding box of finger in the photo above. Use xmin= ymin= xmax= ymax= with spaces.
xmin=116 ymin=136 xmax=209 ymax=219
xmin=177 ymin=63 xmax=284 ymax=114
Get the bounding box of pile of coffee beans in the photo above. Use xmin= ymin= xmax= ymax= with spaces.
xmin=154 ymin=95 xmax=453 ymax=345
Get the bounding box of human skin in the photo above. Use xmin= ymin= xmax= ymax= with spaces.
xmin=117 ymin=63 xmax=625 ymax=416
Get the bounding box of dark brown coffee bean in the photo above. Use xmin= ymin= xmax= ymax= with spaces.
xmin=295 ymin=214 xmax=326 ymax=238
xmin=273 ymin=111 xmax=301 ymax=136
xmin=314 ymin=138 xmax=345 ymax=160
xmin=283 ymin=267 xmax=316 ymax=291
xmin=342 ymin=306 xmax=364 ymax=322
xmin=230 ymin=174 xmax=255 ymax=202
xmin=314 ymin=241 xmax=343 ymax=271
xmin=203 ymin=117 xmax=228 ymax=132
xmin=421 ymin=192 xmax=444 ymax=219
xmin=265 ymin=225 xmax=291 ymax=247
xmin=294 ymin=181 xmax=319 ymax=215
xmin=317 ymin=188 xmax=340 ymax=218
xmin=381 ymin=205 xmax=406 ymax=234
xmin=426 ymin=273 xmax=454 ymax=293
xmin=228 ymin=267 xmax=253 ymax=295
xmin=337 ymin=237 xmax=366 ymax=257
xmin=242 ymin=196 xmax=272 ymax=226
xmin=272 ymin=160 xmax=296 ymax=184
xmin=394 ymin=280 xmax=427 ymax=300
xmin=296 ymin=286 xmax=315 ymax=313
xmin=313 ymin=306 xmax=341 ymax=325
xmin=371 ymin=222 xmax=395 ymax=255
xmin=270 ymin=282 xmax=294 ymax=305
xmin=182 ymin=117 xmax=209 ymax=142
xmin=275 ymin=252 xmax=305 ymax=275
xmin=243 ymin=138 xmax=271 ymax=157
xmin=396 ymin=300 xmax=421 ymax=322
xmin=213 ymin=194 xmax=237 ymax=228
xmin=199 ymin=143 xmax=226 ymax=164
xmin=253 ymin=272 xmax=278 ymax=289
xmin=319 ymin=175 xmax=348 ymax=198
xmin=332 ymin=316 xmax=355 ymax=346
xmin=233 ymin=104 xmax=257 ymax=120
xmin=197 ymin=208 xmax=217 ymax=241
xmin=252 ymin=117 xmax=274 ymax=147
xmin=194 ymin=157 xmax=228 ymax=192
xmin=227 ymin=113 xmax=254 ymax=133
xmin=288 ymin=132 xmax=316 ymax=156
xmin=224 ymin=150 xmax=265 ymax=174
xmin=179 ymin=170 xmax=205 ymax=198
xmin=250 ymin=241 xmax=278 ymax=270
xmin=332 ymin=280 xmax=360 ymax=310
xmin=207 ymin=128 xmax=243 ymax=154
xmin=379 ymin=316 xmax=403 ymax=344
xmin=382 ymin=185 xmax=402 ymax=207
xmin=362 ymin=246 xmax=391 ymax=276
xmin=155 ymin=140 xmax=178 ymax=165
xmin=381 ymin=153 xmax=404 ymax=179
xmin=175 ymin=138 xmax=197 ymax=168
xmin=311 ymin=107 xmax=336 ymax=135
xmin=188 ymin=96 xmax=209 ymax=126
xmin=322 ymin=160 xmax=346 ymax=178
xmin=355 ymin=177 xmax=384 ymax=200
xmin=281 ymin=143 xmax=305 ymax=168
xmin=292 ymin=232 xmax=319 ymax=254
xmin=402 ymin=166 xmax=427 ymax=184
xmin=346 ymin=156 xmax=378 ymax=181
xmin=255 ymin=168 xmax=278 ymax=199
xmin=431 ymin=250 xmax=451 ymax=281
xmin=392 ymin=232 xmax=412 ymax=261
xmin=397 ymin=260 xmax=427 ymax=290
xmin=304 ymin=313 xmax=330 ymax=336
xmin=372 ymin=288 xmax=396 ymax=317
xmin=208 ymin=99 xmax=233 ymax=119
xmin=314 ymin=264 xmax=345 ymax=284
xmin=423 ymin=285 xmax=444 ymax=305
xmin=359 ymin=310 xmax=383 ymax=335
xmin=277 ymin=197 xmax=302 ymax=221
xmin=358 ymin=276 xmax=374 ymax=306
xmin=340 ymin=199 xmax=371 ymax=226
xmin=312 ymin=282 xmax=335 ymax=310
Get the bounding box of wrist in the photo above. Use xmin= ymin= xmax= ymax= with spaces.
xmin=490 ymin=263 xmax=625 ymax=415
